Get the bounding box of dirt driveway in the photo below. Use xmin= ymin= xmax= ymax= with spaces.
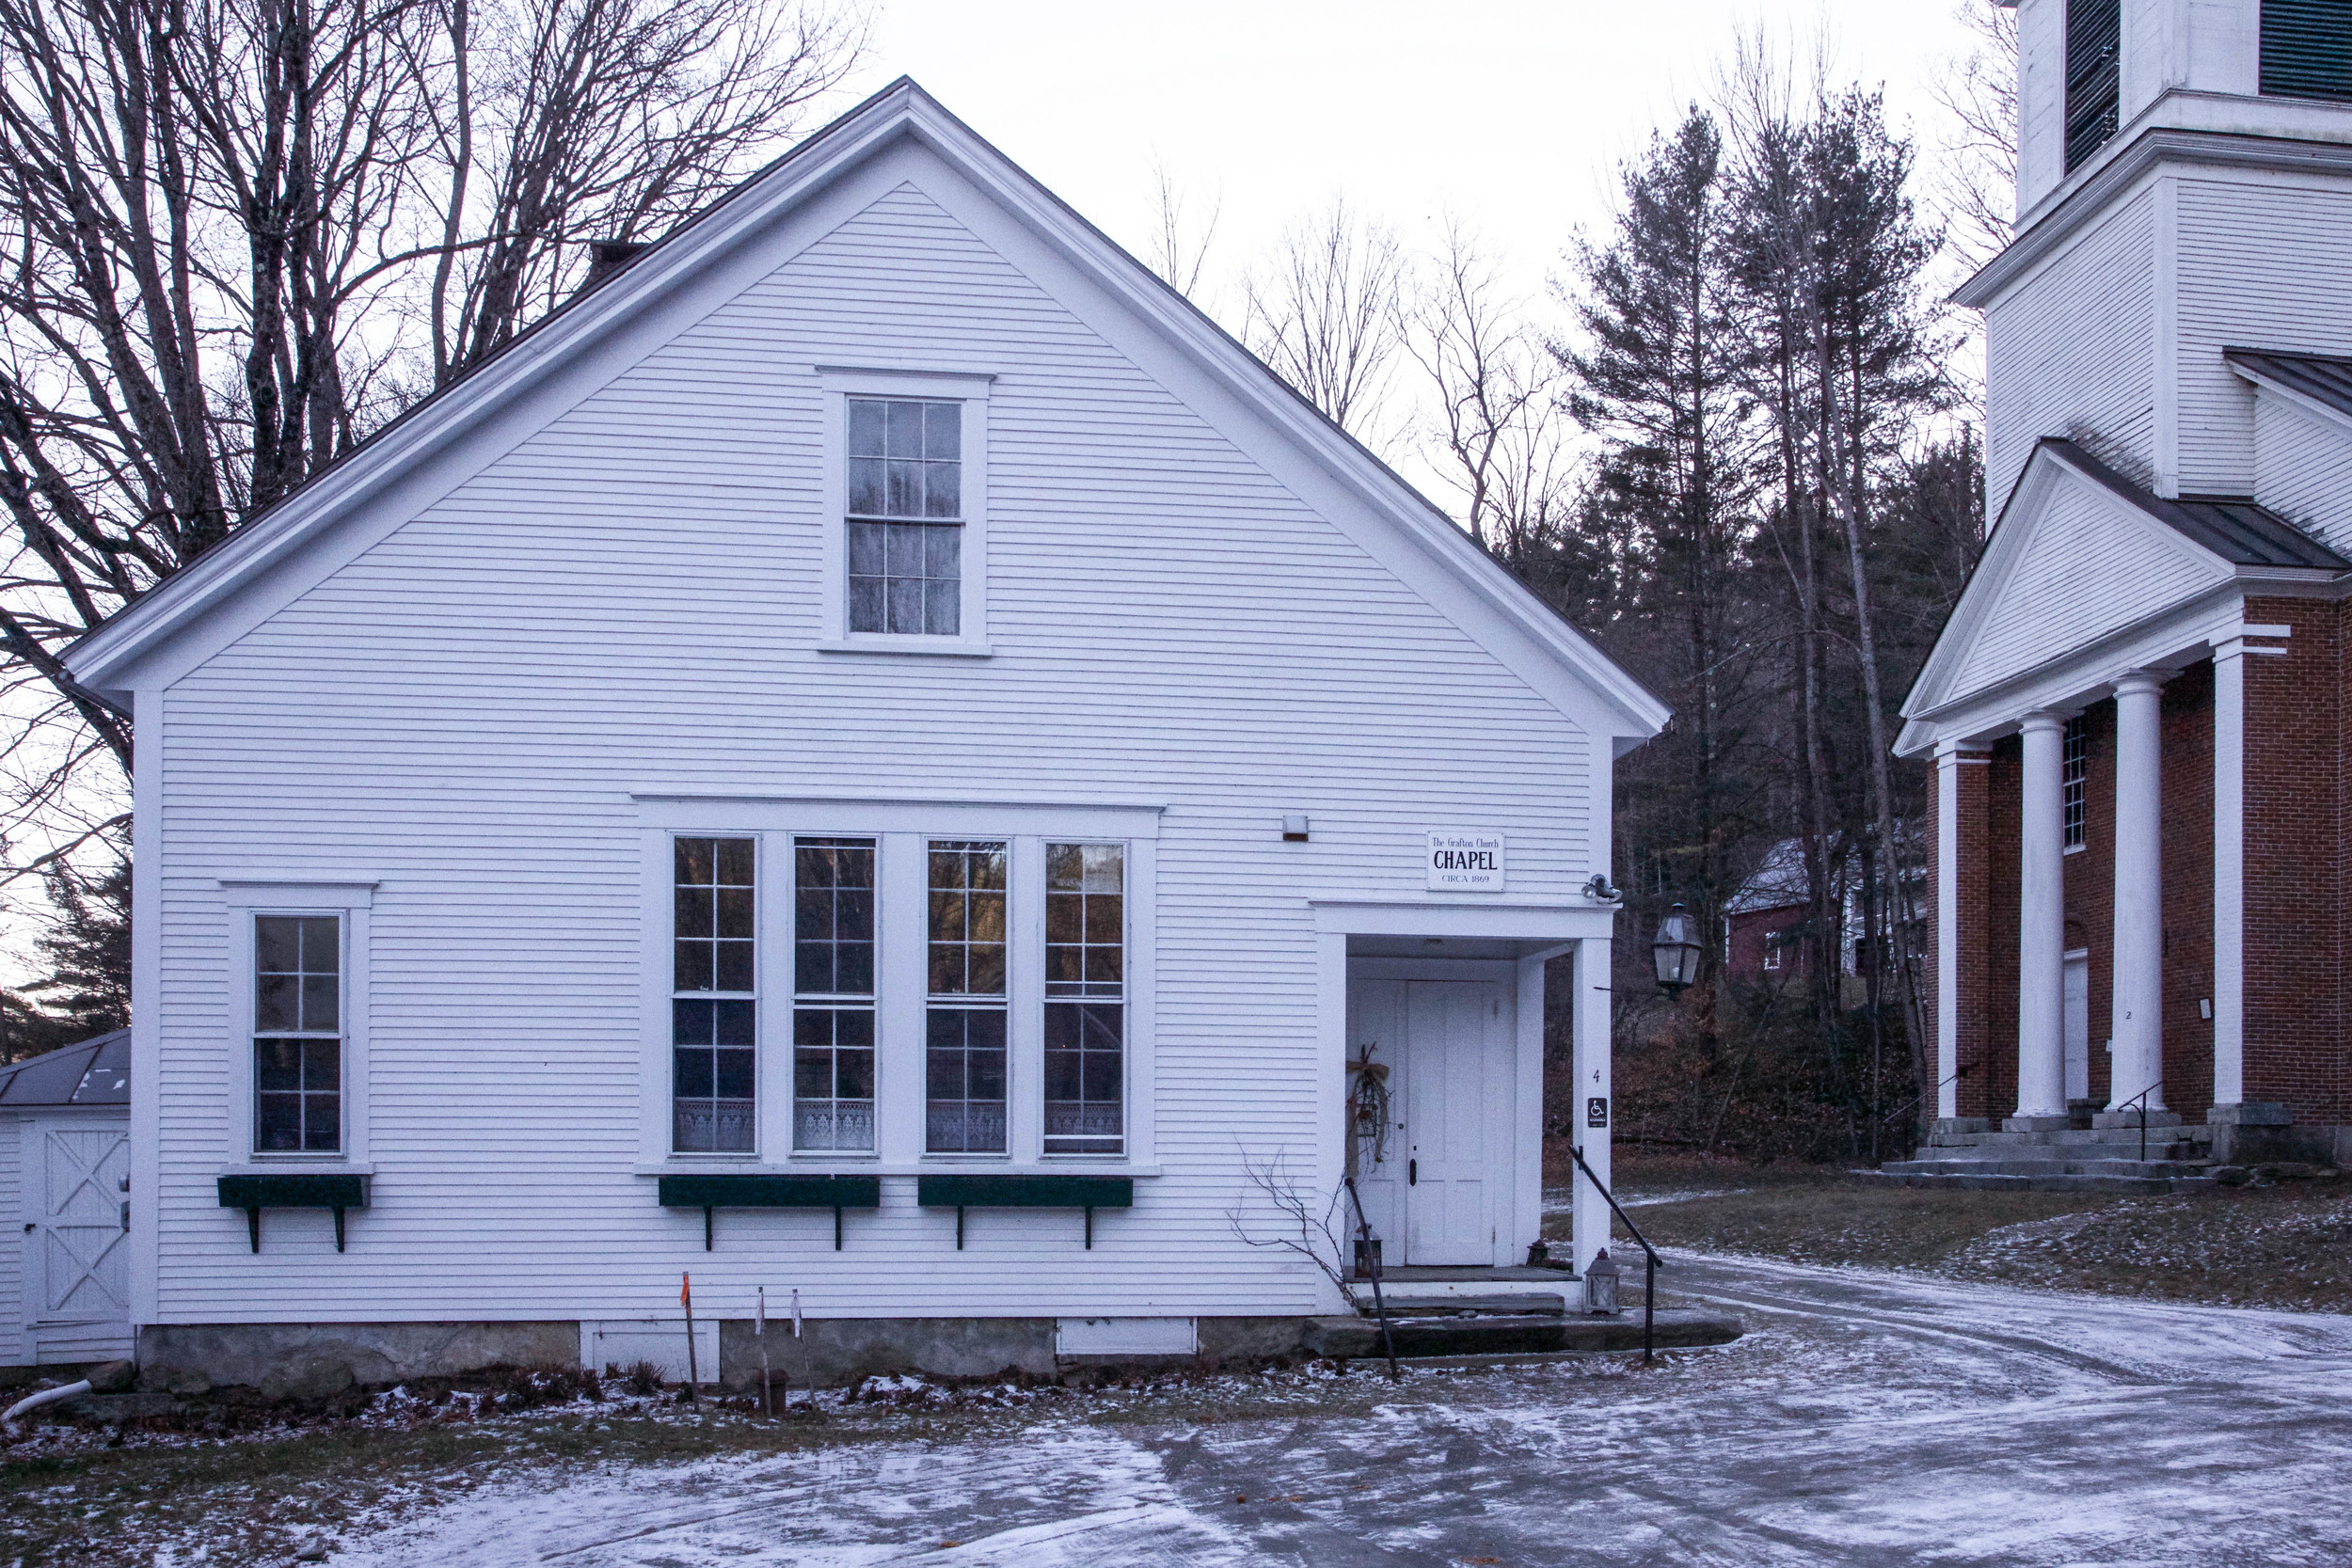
xmin=316 ymin=1254 xmax=2352 ymax=1567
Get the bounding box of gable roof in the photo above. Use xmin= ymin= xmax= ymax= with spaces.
xmin=1898 ymin=436 xmax=2345 ymax=752
xmin=0 ymin=1029 xmax=129 ymax=1108
xmin=62 ymin=78 xmax=1667 ymax=740
xmin=2225 ymin=346 xmax=2352 ymax=437
xmin=2048 ymin=438 xmax=2346 ymax=569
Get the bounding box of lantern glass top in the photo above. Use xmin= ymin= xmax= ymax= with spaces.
xmin=1652 ymin=902 xmax=1701 ymax=991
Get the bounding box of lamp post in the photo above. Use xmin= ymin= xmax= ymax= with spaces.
xmin=1652 ymin=902 xmax=1701 ymax=994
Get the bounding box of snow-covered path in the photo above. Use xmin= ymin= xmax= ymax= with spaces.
xmin=328 ymin=1257 xmax=2352 ymax=1566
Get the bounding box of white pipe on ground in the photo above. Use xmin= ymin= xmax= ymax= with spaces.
xmin=3 ymin=1379 xmax=92 ymax=1430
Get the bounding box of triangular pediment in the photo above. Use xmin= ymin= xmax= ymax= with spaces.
xmin=1904 ymin=444 xmax=2235 ymax=721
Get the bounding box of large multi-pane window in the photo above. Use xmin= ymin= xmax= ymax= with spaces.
xmin=1044 ymin=844 xmax=1124 ymax=1156
xmin=2262 ymin=1 xmax=2352 ymax=103
xmin=2062 ymin=715 xmax=2089 ymax=849
xmin=673 ymin=838 xmax=756 ymax=1152
xmin=927 ymin=841 xmax=1008 ymax=1153
xmin=254 ymin=915 xmax=342 ymax=1152
xmin=794 ymin=838 xmax=877 ymax=1150
xmin=2065 ymin=0 xmax=2122 ymax=172
xmin=847 ymin=398 xmax=962 ymax=636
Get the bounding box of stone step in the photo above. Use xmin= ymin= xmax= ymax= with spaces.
xmin=1883 ymin=1157 xmax=2212 ymax=1178
xmin=1929 ymin=1127 xmax=2212 ymax=1150
xmin=1854 ymin=1169 xmax=2211 ymax=1194
xmin=1912 ymin=1144 xmax=2206 ymax=1164
xmin=1369 ymin=1292 xmax=1566 ymax=1318
xmin=1305 ymin=1308 xmax=1741 ymax=1360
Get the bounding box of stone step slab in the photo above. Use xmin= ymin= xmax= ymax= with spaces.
xmin=1882 ymin=1158 xmax=2213 ymax=1177
xmin=1854 ymin=1169 xmax=2212 ymax=1194
xmin=1304 ymin=1308 xmax=1741 ymax=1360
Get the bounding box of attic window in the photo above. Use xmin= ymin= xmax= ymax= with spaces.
xmin=846 ymin=398 xmax=962 ymax=636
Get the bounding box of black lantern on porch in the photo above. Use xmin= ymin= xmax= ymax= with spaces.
xmin=1652 ymin=902 xmax=1702 ymax=993
xmin=1583 ymin=1247 xmax=1622 ymax=1315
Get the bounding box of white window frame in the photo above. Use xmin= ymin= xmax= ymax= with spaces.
xmin=2062 ymin=713 xmax=2089 ymax=852
xmin=218 ymin=879 xmax=374 ymax=1171
xmin=633 ymin=796 xmax=1157 ymax=1173
xmin=817 ymin=367 xmax=994 ymax=657
xmin=667 ymin=833 xmax=762 ymax=1157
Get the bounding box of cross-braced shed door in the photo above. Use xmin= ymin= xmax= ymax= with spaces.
xmin=28 ymin=1119 xmax=131 ymax=1356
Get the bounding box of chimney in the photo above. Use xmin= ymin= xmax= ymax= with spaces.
xmin=581 ymin=240 xmax=649 ymax=292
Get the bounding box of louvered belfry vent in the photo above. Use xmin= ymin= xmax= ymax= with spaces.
xmin=2065 ymin=0 xmax=2123 ymax=172
xmin=2263 ymin=0 xmax=2352 ymax=103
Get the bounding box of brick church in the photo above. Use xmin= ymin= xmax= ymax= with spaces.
xmin=1898 ymin=0 xmax=2352 ymax=1169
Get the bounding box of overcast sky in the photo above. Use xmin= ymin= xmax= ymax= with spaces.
xmin=848 ymin=1 xmax=1992 ymax=310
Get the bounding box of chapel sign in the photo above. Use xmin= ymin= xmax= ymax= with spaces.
xmin=1426 ymin=831 xmax=1506 ymax=892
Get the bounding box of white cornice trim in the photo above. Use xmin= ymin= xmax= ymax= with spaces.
xmin=1958 ymin=119 xmax=2352 ymax=309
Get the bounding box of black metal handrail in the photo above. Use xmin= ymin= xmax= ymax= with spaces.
xmin=1568 ymin=1145 xmax=1663 ymax=1365
xmin=2115 ymin=1081 xmax=2163 ymax=1162
xmin=1341 ymin=1175 xmax=1399 ymax=1379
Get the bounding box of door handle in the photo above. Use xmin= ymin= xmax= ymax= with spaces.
xmin=1408 ymin=1159 xmax=1418 ymax=1186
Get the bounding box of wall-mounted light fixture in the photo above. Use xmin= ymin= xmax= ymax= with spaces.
xmin=1282 ymin=815 xmax=1310 ymax=842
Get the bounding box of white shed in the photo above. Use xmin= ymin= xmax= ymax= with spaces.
xmin=60 ymin=81 xmax=1665 ymax=1390
xmin=2 ymin=1031 xmax=132 ymax=1369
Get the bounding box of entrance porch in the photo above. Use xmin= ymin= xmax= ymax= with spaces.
xmin=1313 ymin=900 xmax=1617 ymax=1284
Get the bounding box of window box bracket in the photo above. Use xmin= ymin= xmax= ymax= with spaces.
xmin=656 ymin=1174 xmax=882 ymax=1251
xmin=915 ymin=1174 xmax=1134 ymax=1250
xmin=217 ymin=1173 xmax=370 ymax=1253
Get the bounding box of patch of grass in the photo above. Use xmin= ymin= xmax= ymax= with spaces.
xmin=1554 ymin=1160 xmax=2352 ymax=1313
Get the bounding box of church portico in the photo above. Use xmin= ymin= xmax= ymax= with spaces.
xmin=1892 ymin=0 xmax=2352 ymax=1186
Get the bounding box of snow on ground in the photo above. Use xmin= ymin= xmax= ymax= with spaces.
xmin=325 ymin=1256 xmax=2352 ymax=1567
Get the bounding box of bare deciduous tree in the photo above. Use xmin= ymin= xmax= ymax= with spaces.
xmin=1403 ymin=221 xmax=1570 ymax=552
xmin=1243 ymin=197 xmax=1402 ymax=437
xmin=1931 ymin=0 xmax=2019 ymax=271
xmin=1141 ymin=158 xmax=1218 ymax=302
xmin=0 ymin=0 xmax=866 ymax=887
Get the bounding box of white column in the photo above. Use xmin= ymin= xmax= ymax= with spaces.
xmin=1934 ymin=744 xmax=1963 ymax=1119
xmin=2109 ymin=672 xmax=2167 ymax=1111
xmin=2016 ymin=711 xmax=2070 ymax=1120
xmin=2213 ymin=641 xmax=2246 ymax=1106
xmin=1570 ymin=935 xmax=1613 ymax=1276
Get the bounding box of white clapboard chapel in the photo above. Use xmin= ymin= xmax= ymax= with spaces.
xmin=51 ymin=80 xmax=1664 ymax=1387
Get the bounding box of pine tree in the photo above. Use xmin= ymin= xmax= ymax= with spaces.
xmin=26 ymin=857 xmax=132 ymax=1040
xmin=1558 ymin=109 xmax=1768 ymax=1050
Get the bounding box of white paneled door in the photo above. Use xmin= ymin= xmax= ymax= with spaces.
xmin=27 ymin=1118 xmax=131 ymax=1361
xmin=1403 ymin=980 xmax=1515 ymax=1266
xmin=2063 ymin=951 xmax=2090 ymax=1104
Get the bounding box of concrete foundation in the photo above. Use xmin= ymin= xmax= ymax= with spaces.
xmin=138 ymin=1322 xmax=579 ymax=1396
xmin=130 ymin=1315 xmax=1346 ymax=1396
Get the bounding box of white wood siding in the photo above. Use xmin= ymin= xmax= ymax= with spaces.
xmin=0 ymin=1116 xmax=21 ymax=1366
xmin=1951 ymin=473 xmax=2229 ymax=700
xmin=1986 ymin=189 xmax=2156 ymax=509
xmin=2176 ymin=175 xmax=2352 ymax=497
xmin=148 ymin=176 xmax=1595 ymax=1325
xmin=2253 ymin=390 xmax=2352 ymax=550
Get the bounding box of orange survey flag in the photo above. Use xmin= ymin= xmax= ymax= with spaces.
xmin=681 ymin=1272 xmax=691 ymax=1307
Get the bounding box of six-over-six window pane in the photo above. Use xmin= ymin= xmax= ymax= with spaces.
xmin=254 ymin=914 xmax=342 ymax=1153
xmin=847 ymin=397 xmax=962 ymax=636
